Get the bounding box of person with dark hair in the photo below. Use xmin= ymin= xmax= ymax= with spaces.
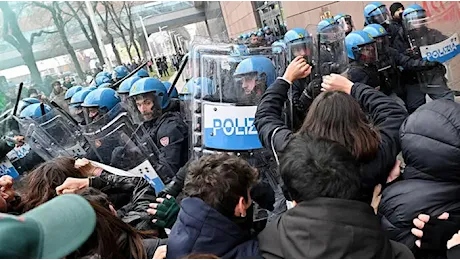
xmin=258 ymin=135 xmax=413 ymax=258
xmin=388 ymin=2 xmax=409 ymax=53
xmin=67 ymin=188 xmax=166 ymax=259
xmin=49 ymin=80 xmax=67 ymax=108
xmin=379 ymin=100 xmax=460 ymax=258
xmin=254 ymin=57 xmax=408 ymax=203
xmin=166 ymin=153 xmax=259 ymax=259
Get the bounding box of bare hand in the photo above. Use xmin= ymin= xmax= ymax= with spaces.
xmin=55 ymin=177 xmax=89 ymax=195
xmin=153 ymin=245 xmax=167 ymax=259
xmin=371 ymin=184 xmax=382 ymax=214
xmin=13 ymin=136 xmax=24 ymax=147
xmin=321 ymin=74 xmax=353 ymax=94
xmin=74 ymin=158 xmax=100 ymax=177
xmin=448 ymin=231 xmax=460 ymax=249
xmin=0 ymin=175 xmax=14 ymax=202
xmin=283 ymin=56 xmax=312 ymax=83
xmin=387 ymin=160 xmax=401 ymax=183
xmin=411 ymin=212 xmax=450 ymax=248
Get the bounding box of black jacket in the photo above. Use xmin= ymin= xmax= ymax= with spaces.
xmin=0 ymin=140 xmax=12 ymax=159
xmin=379 ymin=100 xmax=460 ymax=253
xmin=258 ymin=197 xmax=414 ymax=258
xmin=254 ymin=79 xmax=408 ymax=201
xmin=143 ymin=111 xmax=189 ymax=183
xmin=388 ymin=20 xmax=410 ymax=53
xmin=90 ymin=172 xmax=163 ymax=233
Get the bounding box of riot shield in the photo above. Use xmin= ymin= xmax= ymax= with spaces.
xmin=81 ymin=105 xmax=165 ymax=193
xmin=406 ymin=7 xmax=460 ymax=90
xmin=21 ymin=107 xmax=92 ymax=158
xmin=306 ymin=23 xmax=348 ymax=79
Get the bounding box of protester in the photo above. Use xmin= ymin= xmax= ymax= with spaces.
xmin=0 ymin=194 xmax=96 ymax=259
xmin=49 ymin=80 xmax=67 ymax=108
xmin=258 ymin=135 xmax=413 ymax=258
xmin=67 ymin=188 xmax=166 ymax=258
xmin=378 ymin=100 xmax=460 ymax=258
xmin=166 ymin=153 xmax=259 ymax=259
xmin=254 ymin=56 xmax=408 ymax=202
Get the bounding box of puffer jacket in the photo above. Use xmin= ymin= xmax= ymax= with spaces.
xmin=379 ymin=100 xmax=460 ymax=253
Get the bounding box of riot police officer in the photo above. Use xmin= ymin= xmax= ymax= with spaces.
xmin=334 ymin=13 xmax=354 ymax=36
xmin=94 ymin=75 xmax=111 ymax=88
xmin=401 ymin=4 xmax=455 ymax=109
xmin=137 ymin=68 xmax=150 ymax=78
xmin=118 ymin=76 xmax=141 ymax=102
xmin=364 ymin=2 xmax=391 ymax=27
xmin=69 ymin=87 xmax=96 ymax=125
xmin=283 ymin=28 xmax=313 ymax=130
xmin=64 ymin=86 xmax=83 ymax=106
xmin=345 ymin=30 xmax=387 ymax=93
xmin=113 ymin=65 xmax=129 ymax=83
xmin=362 ymin=23 xmax=445 ymax=109
xmin=162 ymin=81 xmax=180 ymax=113
xmin=128 ymin=78 xmax=189 ymax=183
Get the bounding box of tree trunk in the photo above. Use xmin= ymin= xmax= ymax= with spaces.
xmin=0 ymin=2 xmax=43 ymax=86
xmin=57 ymin=24 xmax=85 ymax=80
xmin=90 ymin=38 xmax=104 ymax=65
xmin=121 ymin=35 xmax=133 ymax=61
xmin=109 ymin=34 xmax=122 ymax=65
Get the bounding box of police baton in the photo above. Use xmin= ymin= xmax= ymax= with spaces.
xmin=12 ymin=82 xmax=24 ymax=117
xmin=169 ymin=54 xmax=189 ymax=96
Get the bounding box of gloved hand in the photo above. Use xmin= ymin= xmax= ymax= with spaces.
xmin=303 ymin=78 xmax=322 ymax=100
xmin=250 ymin=181 xmax=275 ymax=211
xmin=147 ymin=195 xmax=180 ymax=229
xmin=412 ymin=213 xmax=460 ymax=250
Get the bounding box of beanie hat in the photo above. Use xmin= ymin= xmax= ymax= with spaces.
xmin=390 ymin=2 xmax=404 ymax=17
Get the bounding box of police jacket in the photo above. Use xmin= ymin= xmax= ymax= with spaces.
xmin=254 ymin=79 xmax=408 ymax=202
xmin=388 ymin=20 xmax=410 ymax=53
xmin=143 ymin=111 xmax=189 ymax=183
xmin=259 ymin=198 xmax=414 ymax=258
xmin=90 ymin=171 xmax=164 ymax=233
xmin=379 ymin=100 xmax=460 ymax=253
xmin=167 ymin=197 xmax=259 ymax=259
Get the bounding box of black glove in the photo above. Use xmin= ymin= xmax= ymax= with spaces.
xmin=419 ymin=215 xmax=460 ymax=251
xmin=303 ymin=78 xmax=322 ymax=100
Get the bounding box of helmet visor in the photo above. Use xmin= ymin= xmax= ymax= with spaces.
xmin=337 ymin=16 xmax=354 ymax=34
xmin=128 ymin=92 xmax=162 ymax=124
xmin=374 ymin=35 xmax=390 ymax=54
xmin=370 ymin=6 xmax=391 ymax=24
xmin=288 ymin=40 xmax=313 ymax=61
xmin=355 ymin=42 xmax=378 ymax=64
xmin=69 ymin=105 xmax=84 ymax=123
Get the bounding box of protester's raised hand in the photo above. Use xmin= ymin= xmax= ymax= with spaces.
xmin=74 ymin=158 xmax=100 ymax=177
xmin=283 ymin=56 xmax=312 ymax=83
xmin=0 ymin=175 xmax=14 ymax=201
xmin=321 ymin=74 xmax=353 ymax=94
xmin=147 ymin=194 xmax=180 ymax=229
xmin=56 ymin=177 xmax=89 ymax=195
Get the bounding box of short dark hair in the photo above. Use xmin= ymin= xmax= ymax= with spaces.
xmin=279 ymin=135 xmax=361 ymax=202
xmin=184 ymin=154 xmax=258 ymax=217
xmin=52 ymin=81 xmax=61 ymax=86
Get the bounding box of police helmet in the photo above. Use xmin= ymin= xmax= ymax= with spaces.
xmin=129 ymin=78 xmax=169 ymax=109
xmin=113 ymin=65 xmax=129 ymax=80
xmin=272 ymin=40 xmax=287 ymax=54
xmin=83 ymin=86 xmax=97 ymax=92
xmin=82 ymin=88 xmax=121 ymax=112
xmin=345 ymin=31 xmax=377 ymax=62
xmin=19 ymin=97 xmax=40 ymax=113
xmin=98 ymin=83 xmax=113 ymax=89
xmin=364 ymin=2 xmax=390 ymax=25
xmin=318 ymin=18 xmax=337 ymax=33
xmin=136 ymin=68 xmax=149 ymax=78
xmin=162 ymin=81 xmax=178 ymax=99
xmin=70 ymin=88 xmax=94 ymax=108
xmin=234 ymin=56 xmax=276 ymax=88
xmin=263 ymin=26 xmax=270 ymax=31
xmin=257 ymin=31 xmax=264 ymax=37
xmin=284 ymin=28 xmax=308 ymax=44
xmin=96 ymin=71 xmax=111 ymax=79
xmin=19 ymin=103 xmax=52 ymax=119
xmin=118 ymin=76 xmax=141 ymax=95
xmin=334 ymin=13 xmax=354 ymax=34
xmin=64 ymin=86 xmax=83 ymax=100
xmin=402 ymin=4 xmax=426 ymax=22
xmin=182 ymin=77 xmax=214 ymax=98
xmin=95 ymin=76 xmax=111 ymax=87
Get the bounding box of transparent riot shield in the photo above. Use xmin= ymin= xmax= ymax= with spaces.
xmin=82 ymin=104 xmax=165 ymax=194
xmin=406 ymin=7 xmax=460 ymax=91
xmin=24 ymin=107 xmax=92 ymax=158
xmin=306 ymin=23 xmax=349 ymax=79
xmin=190 ymin=43 xmax=287 ymax=223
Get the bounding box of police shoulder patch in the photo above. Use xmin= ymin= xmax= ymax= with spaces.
xmin=160 ymin=136 xmax=169 ymax=147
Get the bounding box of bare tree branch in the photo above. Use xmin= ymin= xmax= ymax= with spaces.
xmin=29 ymin=29 xmax=58 ymax=45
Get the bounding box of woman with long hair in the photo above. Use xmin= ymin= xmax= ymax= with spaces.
xmin=254 ymin=57 xmax=408 ymax=202
xmin=68 ymin=188 xmax=166 ymax=259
